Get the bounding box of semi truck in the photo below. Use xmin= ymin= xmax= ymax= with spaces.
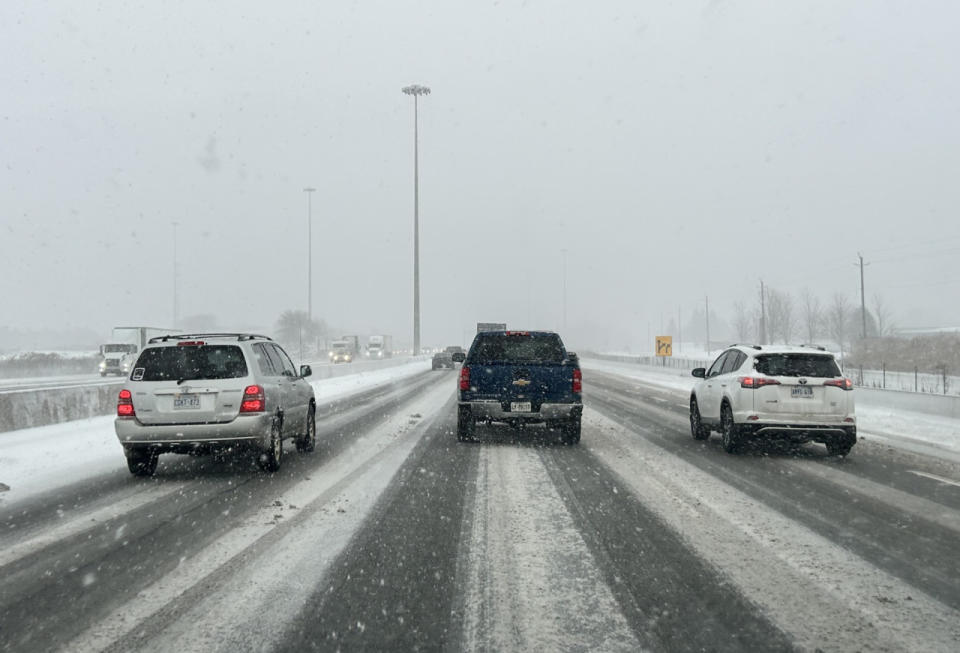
xmin=329 ymin=335 xmax=362 ymax=364
xmin=99 ymin=326 xmax=173 ymax=376
xmin=366 ymin=335 xmax=393 ymax=358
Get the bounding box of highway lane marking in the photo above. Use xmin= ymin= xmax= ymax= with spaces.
xmin=460 ymin=446 xmax=640 ymax=653
xmin=67 ymin=378 xmax=454 ymax=653
xmin=581 ymin=408 xmax=960 ymax=653
xmin=0 ymin=483 xmax=187 ymax=569
xmin=909 ymin=470 xmax=960 ymax=488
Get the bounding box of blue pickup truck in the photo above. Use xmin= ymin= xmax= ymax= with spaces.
xmin=452 ymin=330 xmax=582 ymax=444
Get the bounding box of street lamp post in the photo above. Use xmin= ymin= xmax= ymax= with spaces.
xmin=402 ymin=84 xmax=430 ymax=356
xmin=304 ymin=187 xmax=316 ymax=323
xmin=561 ymin=249 xmax=568 ymax=330
xmin=172 ymin=221 xmax=179 ymax=329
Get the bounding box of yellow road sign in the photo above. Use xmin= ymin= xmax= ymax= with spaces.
xmin=656 ymin=336 xmax=673 ymax=357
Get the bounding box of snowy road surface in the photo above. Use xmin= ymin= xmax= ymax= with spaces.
xmin=2 ymin=366 xmax=960 ymax=651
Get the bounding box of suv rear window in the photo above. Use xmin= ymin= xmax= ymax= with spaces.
xmin=754 ymin=353 xmax=841 ymax=378
xmin=468 ymin=333 xmax=566 ymax=364
xmin=133 ymin=345 xmax=249 ymax=381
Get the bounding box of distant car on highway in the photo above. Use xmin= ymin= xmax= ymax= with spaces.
xmin=114 ymin=333 xmax=316 ymax=476
xmin=455 ymin=330 xmax=582 ymax=444
xmin=689 ymin=344 xmax=856 ymax=455
xmin=432 ymin=351 xmax=455 ymax=370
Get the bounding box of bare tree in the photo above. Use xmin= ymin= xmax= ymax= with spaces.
xmin=872 ymin=293 xmax=895 ymax=336
xmin=731 ymin=300 xmax=752 ymax=341
xmin=799 ymin=288 xmax=823 ymax=344
xmin=765 ymin=288 xmax=796 ymax=344
xmin=826 ymin=293 xmax=852 ymax=358
xmin=275 ymin=310 xmax=326 ymax=355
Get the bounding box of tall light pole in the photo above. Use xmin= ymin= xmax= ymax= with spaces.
xmin=304 ymin=187 xmax=316 ymax=322
xmin=561 ymin=248 xmax=568 ymax=330
xmin=172 ymin=221 xmax=179 ymax=329
xmin=402 ymin=84 xmax=430 ymax=355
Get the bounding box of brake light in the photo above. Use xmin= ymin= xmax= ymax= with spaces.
xmin=739 ymin=376 xmax=781 ymax=389
xmin=177 ymin=340 xmax=205 ymax=346
xmin=459 ymin=366 xmax=470 ymax=391
xmin=240 ymin=384 xmax=265 ymax=412
xmin=117 ymin=389 xmax=135 ymax=417
xmin=572 ymin=368 xmax=582 ymax=394
xmin=824 ymin=378 xmax=854 ymax=391
xmin=505 ymin=331 xmax=530 ymax=336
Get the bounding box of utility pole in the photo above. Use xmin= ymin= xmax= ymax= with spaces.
xmin=705 ymin=296 xmax=711 ymax=354
xmin=759 ymin=279 xmax=767 ymax=345
xmin=678 ymin=306 xmax=682 ymax=353
xmin=856 ymin=252 xmax=869 ymax=339
xmin=561 ymin=248 xmax=568 ymax=330
xmin=172 ymin=221 xmax=179 ymax=329
xmin=304 ymin=187 xmax=316 ymax=322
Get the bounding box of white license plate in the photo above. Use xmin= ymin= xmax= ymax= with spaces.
xmin=510 ymin=402 xmax=532 ymax=412
xmin=791 ymin=386 xmax=813 ymax=398
xmin=174 ymin=394 xmax=201 ymax=409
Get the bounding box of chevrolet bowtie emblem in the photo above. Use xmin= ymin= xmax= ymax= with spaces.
xmin=512 ymin=379 xmax=531 ymax=386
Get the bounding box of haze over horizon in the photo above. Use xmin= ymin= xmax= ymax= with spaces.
xmin=3 ymin=1 xmax=959 ymax=352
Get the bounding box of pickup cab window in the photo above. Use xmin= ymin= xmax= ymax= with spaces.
xmin=467 ymin=333 xmax=566 ymax=364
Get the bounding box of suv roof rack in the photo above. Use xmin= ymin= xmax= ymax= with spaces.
xmin=148 ymin=333 xmax=274 ymax=344
xmin=729 ymin=343 xmax=763 ymax=350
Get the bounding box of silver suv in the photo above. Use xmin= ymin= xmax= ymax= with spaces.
xmin=689 ymin=344 xmax=856 ymax=455
xmin=114 ymin=333 xmax=316 ymax=476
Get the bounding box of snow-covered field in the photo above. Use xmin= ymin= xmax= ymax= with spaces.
xmin=583 ymin=357 xmax=960 ymax=462
xmin=0 ymin=359 xmax=432 ymax=507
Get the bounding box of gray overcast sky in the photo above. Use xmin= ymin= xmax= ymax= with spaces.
xmin=2 ymin=1 xmax=959 ymax=350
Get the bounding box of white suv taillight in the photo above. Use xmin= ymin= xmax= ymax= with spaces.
xmin=739 ymin=376 xmax=781 ymax=389
xmin=823 ymin=378 xmax=854 ymax=391
xmin=117 ymin=389 xmax=135 ymax=417
xmin=240 ymin=385 xmax=265 ymax=413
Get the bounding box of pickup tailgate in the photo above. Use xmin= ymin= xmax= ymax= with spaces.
xmin=466 ymin=362 xmax=576 ymax=407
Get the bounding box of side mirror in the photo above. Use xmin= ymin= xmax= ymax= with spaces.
xmin=451 ymin=352 xmax=465 ymax=363
xmin=566 ymin=352 xmax=579 ymax=364
xmin=300 ymin=365 xmax=312 ymax=378
xmin=691 ymin=367 xmax=706 ymax=378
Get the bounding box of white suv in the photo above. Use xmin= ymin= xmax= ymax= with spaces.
xmin=115 ymin=333 xmax=316 ymax=476
xmin=689 ymin=344 xmax=856 ymax=455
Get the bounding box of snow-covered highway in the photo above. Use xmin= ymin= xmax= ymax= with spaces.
xmin=1 ymin=362 xmax=959 ymax=652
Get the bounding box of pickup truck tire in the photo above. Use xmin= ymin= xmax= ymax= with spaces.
xmin=457 ymin=406 xmax=475 ymax=442
xmin=125 ymin=448 xmax=159 ymax=477
xmin=562 ymin=416 xmax=581 ymax=445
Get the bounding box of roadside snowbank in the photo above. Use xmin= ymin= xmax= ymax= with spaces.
xmin=0 ymin=359 xmax=433 ymax=507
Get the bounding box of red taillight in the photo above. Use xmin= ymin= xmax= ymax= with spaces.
xmin=240 ymin=384 xmax=265 ymax=413
xmin=739 ymin=376 xmax=781 ymax=389
xmin=117 ymin=389 xmax=135 ymax=417
xmin=824 ymin=378 xmax=854 ymax=391
xmin=572 ymin=368 xmax=582 ymax=394
xmin=459 ymin=366 xmax=470 ymax=391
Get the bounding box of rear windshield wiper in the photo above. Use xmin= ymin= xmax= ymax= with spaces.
xmin=177 ymin=376 xmax=203 ymax=385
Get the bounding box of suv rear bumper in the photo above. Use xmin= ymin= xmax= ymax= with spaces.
xmin=460 ymin=400 xmax=582 ymax=422
xmin=745 ymin=423 xmax=856 ymax=443
xmin=115 ymin=413 xmax=273 ymax=450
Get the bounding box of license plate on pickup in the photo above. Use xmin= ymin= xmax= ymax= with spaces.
xmin=510 ymin=402 xmax=532 ymax=412
xmin=174 ymin=394 xmax=201 ymax=409
xmin=791 ymin=386 xmax=813 ymax=398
